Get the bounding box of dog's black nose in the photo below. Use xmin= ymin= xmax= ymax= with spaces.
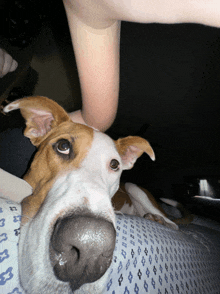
xmin=50 ymin=214 xmax=116 ymax=291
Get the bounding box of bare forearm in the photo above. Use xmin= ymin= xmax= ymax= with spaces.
xmin=77 ymin=20 xmax=120 ymax=132
xmin=64 ymin=1 xmax=121 ymax=131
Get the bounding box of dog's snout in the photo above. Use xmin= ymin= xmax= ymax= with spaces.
xmin=50 ymin=214 xmax=116 ymax=291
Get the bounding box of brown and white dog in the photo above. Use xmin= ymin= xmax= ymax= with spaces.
xmin=3 ymin=96 xmax=177 ymax=294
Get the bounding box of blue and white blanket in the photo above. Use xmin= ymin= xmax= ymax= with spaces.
xmin=1 ymin=196 xmax=220 ymax=294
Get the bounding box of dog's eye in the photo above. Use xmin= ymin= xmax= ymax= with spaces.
xmin=110 ymin=159 xmax=120 ymax=171
xmin=56 ymin=139 xmax=71 ymax=154
xmin=53 ymin=138 xmax=74 ymax=160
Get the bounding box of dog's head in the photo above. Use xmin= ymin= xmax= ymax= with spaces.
xmin=4 ymin=96 xmax=155 ymax=294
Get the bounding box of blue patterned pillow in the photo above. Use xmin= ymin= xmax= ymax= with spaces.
xmin=0 ymin=197 xmax=23 ymax=294
xmin=106 ymin=214 xmax=220 ymax=294
xmin=1 ymin=197 xmax=220 ymax=294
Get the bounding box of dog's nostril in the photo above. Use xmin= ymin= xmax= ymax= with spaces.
xmin=71 ymin=246 xmax=80 ymax=258
xmin=50 ymin=215 xmax=116 ymax=291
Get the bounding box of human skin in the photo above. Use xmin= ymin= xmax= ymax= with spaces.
xmin=63 ymin=0 xmax=220 ymax=131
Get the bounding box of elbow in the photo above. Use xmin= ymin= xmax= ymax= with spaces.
xmin=82 ymin=110 xmax=116 ymax=132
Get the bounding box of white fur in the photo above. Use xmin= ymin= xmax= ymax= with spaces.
xmin=3 ymin=102 xmax=20 ymax=112
xmin=125 ymin=183 xmax=177 ymax=228
xmin=19 ymin=131 xmax=122 ymax=294
xmin=119 ymin=202 xmax=136 ymax=215
xmin=160 ymin=198 xmax=178 ymax=207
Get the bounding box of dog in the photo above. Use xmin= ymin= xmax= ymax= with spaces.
xmin=3 ymin=96 xmax=178 ymax=294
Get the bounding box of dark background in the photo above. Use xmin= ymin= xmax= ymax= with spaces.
xmin=110 ymin=22 xmax=220 ymax=198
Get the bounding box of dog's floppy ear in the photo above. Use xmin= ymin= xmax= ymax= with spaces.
xmin=115 ymin=136 xmax=155 ymax=170
xmin=3 ymin=96 xmax=71 ymax=146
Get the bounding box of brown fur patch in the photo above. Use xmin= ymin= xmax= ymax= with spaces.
xmin=22 ymin=123 xmax=94 ymax=224
xmin=111 ymin=184 xmax=132 ymax=211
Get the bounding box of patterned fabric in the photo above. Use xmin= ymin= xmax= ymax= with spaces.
xmin=0 ymin=197 xmax=22 ymax=294
xmin=106 ymin=215 xmax=220 ymax=294
xmin=1 ymin=197 xmax=220 ymax=294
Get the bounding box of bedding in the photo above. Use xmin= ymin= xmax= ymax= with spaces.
xmin=1 ymin=196 xmax=220 ymax=294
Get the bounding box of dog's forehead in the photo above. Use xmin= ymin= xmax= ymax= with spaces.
xmin=50 ymin=122 xmax=118 ymax=154
xmin=50 ymin=122 xmax=94 ymax=138
xmin=89 ymin=130 xmax=120 ymax=159
xmin=41 ymin=122 xmax=94 ymax=152
xmin=42 ymin=122 xmax=120 ymax=167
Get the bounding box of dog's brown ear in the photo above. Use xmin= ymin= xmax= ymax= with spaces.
xmin=115 ymin=136 xmax=155 ymax=170
xmin=3 ymin=96 xmax=71 ymax=146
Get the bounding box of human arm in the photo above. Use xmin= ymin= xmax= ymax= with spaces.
xmin=63 ymin=0 xmax=120 ymax=132
xmin=63 ymin=0 xmax=220 ymax=132
xmin=0 ymin=48 xmax=18 ymax=78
